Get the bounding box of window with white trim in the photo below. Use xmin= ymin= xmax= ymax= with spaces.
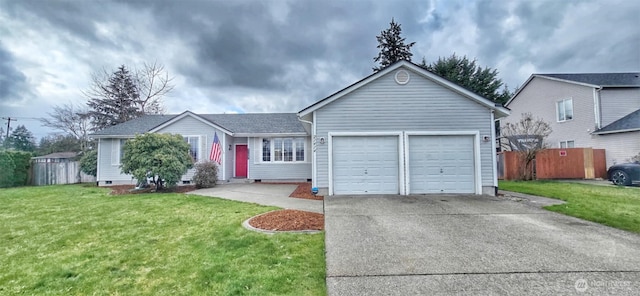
xmin=556 ymin=99 xmax=573 ymax=121
xmin=183 ymin=136 xmax=200 ymax=161
xmin=261 ymin=137 xmax=305 ymax=162
xmin=559 ymin=140 xmax=575 ymax=148
xmin=112 ymin=139 xmax=128 ymax=165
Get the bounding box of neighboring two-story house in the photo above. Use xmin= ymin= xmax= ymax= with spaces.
xmin=501 ymin=73 xmax=640 ymax=167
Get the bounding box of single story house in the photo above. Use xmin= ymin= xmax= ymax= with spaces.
xmin=92 ymin=60 xmax=509 ymax=195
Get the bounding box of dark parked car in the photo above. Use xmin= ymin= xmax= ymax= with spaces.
xmin=607 ymin=162 xmax=640 ymax=186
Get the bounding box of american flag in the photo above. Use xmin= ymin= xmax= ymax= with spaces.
xmin=210 ymin=132 xmax=222 ymax=164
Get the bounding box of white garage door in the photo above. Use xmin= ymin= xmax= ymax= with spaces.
xmin=332 ymin=136 xmax=399 ymax=194
xmin=408 ymin=135 xmax=475 ymax=194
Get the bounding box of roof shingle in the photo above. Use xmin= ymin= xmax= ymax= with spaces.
xmin=594 ymin=108 xmax=640 ymax=134
xmin=539 ymin=73 xmax=640 ymax=87
xmin=90 ymin=113 xmax=305 ymax=136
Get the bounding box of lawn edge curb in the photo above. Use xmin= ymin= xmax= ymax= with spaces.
xmin=242 ymin=210 xmax=323 ymax=235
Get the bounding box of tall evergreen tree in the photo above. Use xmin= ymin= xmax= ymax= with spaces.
xmin=373 ymin=18 xmax=415 ymax=72
xmin=420 ymin=54 xmax=512 ymax=104
xmin=5 ymin=125 xmax=36 ymax=152
xmin=86 ymin=65 xmax=144 ymax=131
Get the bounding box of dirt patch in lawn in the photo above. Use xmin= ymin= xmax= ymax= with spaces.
xmin=288 ymin=183 xmax=323 ymax=200
xmin=107 ymin=185 xmax=197 ymax=195
xmin=249 ymin=209 xmax=324 ymax=231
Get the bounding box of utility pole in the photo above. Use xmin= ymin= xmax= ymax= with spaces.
xmin=2 ymin=117 xmax=17 ymax=138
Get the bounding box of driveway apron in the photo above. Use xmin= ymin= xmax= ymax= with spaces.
xmin=324 ymin=194 xmax=640 ymax=295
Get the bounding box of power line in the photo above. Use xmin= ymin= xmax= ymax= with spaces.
xmin=1 ymin=117 xmax=18 ymax=138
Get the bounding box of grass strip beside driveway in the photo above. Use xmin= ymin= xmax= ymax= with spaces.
xmin=500 ymin=180 xmax=640 ymax=234
xmin=0 ymin=185 xmax=325 ymax=295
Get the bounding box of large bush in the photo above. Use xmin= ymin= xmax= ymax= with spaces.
xmin=80 ymin=149 xmax=98 ymax=177
xmin=0 ymin=150 xmax=32 ymax=187
xmin=120 ymin=133 xmax=193 ymax=190
xmin=192 ymin=161 xmax=218 ymax=189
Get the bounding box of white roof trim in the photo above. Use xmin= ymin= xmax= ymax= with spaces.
xmin=234 ymin=132 xmax=309 ymax=137
xmin=592 ymin=128 xmax=640 ymax=135
xmin=148 ymin=111 xmax=233 ymax=135
xmin=299 ymin=60 xmax=510 ymax=118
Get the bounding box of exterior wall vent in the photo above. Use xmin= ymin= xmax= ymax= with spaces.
xmin=395 ymin=70 xmax=410 ymax=85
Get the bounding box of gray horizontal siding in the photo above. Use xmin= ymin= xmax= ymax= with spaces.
xmin=599 ymin=88 xmax=640 ymax=127
xmin=248 ymin=137 xmax=312 ymax=180
xmin=97 ymin=138 xmax=132 ymax=184
xmin=314 ymin=67 xmax=495 ymax=188
xmin=156 ymin=116 xmax=229 ymax=181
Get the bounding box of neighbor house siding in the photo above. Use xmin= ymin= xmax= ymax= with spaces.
xmin=599 ymin=88 xmax=640 ymax=127
xmin=503 ymin=77 xmax=596 ymax=148
xmin=592 ymin=131 xmax=640 ymax=167
xmin=314 ymin=67 xmax=495 ymax=189
xmin=247 ymin=137 xmax=312 ymax=180
xmin=155 ymin=116 xmax=228 ymax=181
xmin=224 ymin=134 xmax=235 ymax=180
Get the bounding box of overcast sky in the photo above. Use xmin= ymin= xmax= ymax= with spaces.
xmin=1 ymin=0 xmax=638 ymax=140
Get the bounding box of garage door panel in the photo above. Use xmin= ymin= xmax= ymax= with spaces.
xmin=409 ymin=135 xmax=475 ymax=194
xmin=333 ymin=136 xmax=399 ymax=195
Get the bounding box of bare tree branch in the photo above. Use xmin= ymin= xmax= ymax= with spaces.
xmin=500 ymin=113 xmax=552 ymax=180
xmin=40 ymin=103 xmax=92 ymax=151
xmin=135 ymin=61 xmax=174 ymax=114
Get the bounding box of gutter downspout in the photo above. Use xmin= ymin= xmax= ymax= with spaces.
xmin=297 ymin=116 xmax=316 ymax=188
xmin=490 ymin=111 xmax=498 ymax=194
xmin=593 ymin=86 xmax=603 ymax=131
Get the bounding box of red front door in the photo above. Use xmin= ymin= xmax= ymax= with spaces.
xmin=235 ymin=145 xmax=248 ymax=178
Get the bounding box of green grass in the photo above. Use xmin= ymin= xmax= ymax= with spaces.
xmin=499 ymin=180 xmax=640 ymax=233
xmin=0 ymin=185 xmax=325 ymax=295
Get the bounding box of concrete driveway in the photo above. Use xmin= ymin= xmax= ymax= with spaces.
xmin=325 ymin=194 xmax=640 ymax=295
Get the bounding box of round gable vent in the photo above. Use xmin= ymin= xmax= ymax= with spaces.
xmin=395 ymin=70 xmax=410 ymax=85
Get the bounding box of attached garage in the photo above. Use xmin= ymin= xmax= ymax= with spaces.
xmin=406 ymin=133 xmax=479 ymax=194
xmin=298 ymin=60 xmax=510 ymax=196
xmin=331 ymin=135 xmax=401 ymax=194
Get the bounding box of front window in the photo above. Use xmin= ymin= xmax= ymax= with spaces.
xmin=559 ymin=140 xmax=575 ymax=148
xmin=183 ymin=136 xmax=199 ymax=161
xmin=556 ymin=99 xmax=573 ymax=122
xmin=262 ymin=139 xmax=271 ymax=161
xmin=262 ymin=137 xmax=305 ymax=162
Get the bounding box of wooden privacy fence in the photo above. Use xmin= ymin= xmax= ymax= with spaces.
xmin=499 ymin=148 xmax=607 ymax=180
xmin=30 ymin=161 xmax=96 ymax=186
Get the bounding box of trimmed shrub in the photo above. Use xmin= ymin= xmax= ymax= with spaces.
xmin=80 ymin=149 xmax=98 ymax=177
xmin=0 ymin=150 xmax=32 ymax=187
xmin=192 ymin=161 xmax=218 ymax=189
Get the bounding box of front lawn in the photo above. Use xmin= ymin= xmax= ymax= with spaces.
xmin=499 ymin=180 xmax=640 ymax=233
xmin=0 ymin=185 xmax=325 ymax=295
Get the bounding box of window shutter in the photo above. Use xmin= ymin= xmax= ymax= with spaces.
xmin=111 ymin=139 xmax=120 ymax=165
xmin=200 ymin=135 xmax=207 ymax=162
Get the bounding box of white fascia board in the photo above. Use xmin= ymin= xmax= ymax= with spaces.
xmin=234 ymin=133 xmax=309 ymax=137
xmin=592 ymin=128 xmax=640 ymax=135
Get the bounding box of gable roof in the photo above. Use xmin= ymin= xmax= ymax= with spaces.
xmin=593 ymin=108 xmax=640 ymax=135
xmin=298 ymin=60 xmax=510 ymax=118
xmin=91 ymin=112 xmax=306 ymax=137
xmin=507 ymin=72 xmax=640 ymax=106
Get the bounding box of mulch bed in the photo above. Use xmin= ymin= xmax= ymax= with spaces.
xmin=107 ymin=185 xmax=197 ymax=195
xmin=248 ymin=209 xmax=324 ymax=231
xmin=288 ymin=183 xmax=324 ymax=200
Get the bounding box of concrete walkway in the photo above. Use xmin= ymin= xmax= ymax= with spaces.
xmin=187 ymin=183 xmax=324 ymax=214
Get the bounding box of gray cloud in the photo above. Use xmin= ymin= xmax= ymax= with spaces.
xmin=0 ymin=44 xmax=30 ymax=103
xmin=0 ymin=0 xmax=638 ymax=140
